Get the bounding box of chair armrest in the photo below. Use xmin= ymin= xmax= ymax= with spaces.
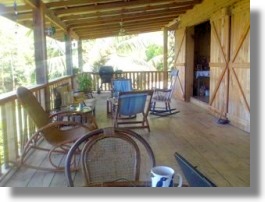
xmin=153 ymin=88 xmax=171 ymax=93
xmin=49 ymin=110 xmax=85 ymax=119
xmin=38 ymin=121 xmax=90 ymax=132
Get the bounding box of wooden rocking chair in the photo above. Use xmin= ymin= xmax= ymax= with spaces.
xmin=150 ymin=69 xmax=180 ymax=116
xmin=16 ymin=86 xmax=97 ymax=171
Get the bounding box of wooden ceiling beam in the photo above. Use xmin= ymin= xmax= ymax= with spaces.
xmin=67 ymin=13 xmax=181 ymax=29
xmin=74 ymin=20 xmax=169 ymax=37
xmin=74 ymin=23 xmax=166 ymax=35
xmin=64 ymin=5 xmax=190 ymax=25
xmin=78 ymin=28 xmax=161 ymax=40
xmin=73 ymin=18 xmax=170 ymax=29
xmin=53 ymin=0 xmax=198 ymax=17
xmin=77 ymin=25 xmax=162 ymax=36
xmin=46 ymin=0 xmax=121 ymax=9
xmin=47 ymin=0 xmax=194 ymax=9
xmin=60 ymin=4 xmax=192 ymax=22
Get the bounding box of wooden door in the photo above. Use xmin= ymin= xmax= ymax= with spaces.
xmin=174 ymin=27 xmax=186 ymax=101
xmin=209 ymin=8 xmax=230 ymax=117
xmin=229 ymin=1 xmax=250 ymax=132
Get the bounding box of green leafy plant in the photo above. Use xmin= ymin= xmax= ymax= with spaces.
xmin=77 ymin=73 xmax=92 ymax=93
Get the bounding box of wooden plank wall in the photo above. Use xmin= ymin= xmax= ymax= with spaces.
xmin=209 ymin=8 xmax=230 ymax=119
xmin=228 ymin=0 xmax=250 ymax=132
xmin=173 ymin=0 xmax=250 ymax=132
xmin=174 ymin=28 xmax=186 ymax=101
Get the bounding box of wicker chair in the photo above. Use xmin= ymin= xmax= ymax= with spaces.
xmin=16 ymin=86 xmax=98 ymax=171
xmin=65 ymin=127 xmax=156 ymax=187
xmin=150 ymin=69 xmax=180 ymax=116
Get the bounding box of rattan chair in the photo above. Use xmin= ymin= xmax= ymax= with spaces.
xmin=16 ymin=86 xmax=97 ymax=171
xmin=113 ymin=90 xmax=153 ymax=132
xmin=65 ymin=127 xmax=156 ymax=187
xmin=150 ymin=69 xmax=180 ymax=116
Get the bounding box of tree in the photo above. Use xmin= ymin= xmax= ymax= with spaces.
xmin=0 ymin=17 xmax=35 ymax=93
xmin=145 ymin=44 xmax=163 ymax=71
xmin=46 ymin=38 xmax=66 ymax=79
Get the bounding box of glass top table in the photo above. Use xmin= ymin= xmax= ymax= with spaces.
xmin=51 ymin=105 xmax=98 ymax=130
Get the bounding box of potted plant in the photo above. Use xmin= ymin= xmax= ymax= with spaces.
xmin=76 ymin=73 xmax=92 ymax=94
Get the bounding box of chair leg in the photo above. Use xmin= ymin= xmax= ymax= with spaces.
xmin=150 ymin=101 xmax=180 ymax=117
xmin=19 ymin=133 xmax=80 ymax=172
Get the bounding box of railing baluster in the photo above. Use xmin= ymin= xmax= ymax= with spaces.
xmin=1 ymin=103 xmax=9 ymax=170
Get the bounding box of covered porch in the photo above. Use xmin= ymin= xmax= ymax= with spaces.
xmin=0 ymin=0 xmax=250 ymax=187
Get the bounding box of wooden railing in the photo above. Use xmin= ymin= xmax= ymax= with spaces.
xmin=0 ymin=71 xmax=168 ymax=182
xmin=89 ymin=71 xmax=166 ymax=92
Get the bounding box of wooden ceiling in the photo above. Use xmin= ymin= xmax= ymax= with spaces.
xmin=0 ymin=0 xmax=202 ymax=41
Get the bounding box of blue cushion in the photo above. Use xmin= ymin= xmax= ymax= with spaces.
xmin=113 ymin=79 xmax=133 ymax=97
xmin=119 ymin=94 xmax=147 ymax=116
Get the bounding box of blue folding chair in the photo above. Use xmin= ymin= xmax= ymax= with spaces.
xmin=113 ymin=90 xmax=153 ymax=132
xmin=112 ymin=78 xmax=133 ymax=98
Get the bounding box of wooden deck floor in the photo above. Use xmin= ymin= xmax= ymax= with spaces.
xmin=3 ymin=92 xmax=250 ymax=187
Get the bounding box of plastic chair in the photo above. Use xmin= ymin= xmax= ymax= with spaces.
xmin=150 ymin=69 xmax=180 ymax=116
xmin=65 ymin=127 xmax=156 ymax=187
xmin=113 ymin=90 xmax=153 ymax=132
xmin=16 ymin=86 xmax=97 ymax=171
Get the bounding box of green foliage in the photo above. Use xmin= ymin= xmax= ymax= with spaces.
xmin=145 ymin=44 xmax=163 ymax=61
xmin=77 ymin=73 xmax=92 ymax=92
xmin=0 ymin=17 xmax=35 ymax=93
xmin=145 ymin=44 xmax=163 ymax=71
xmin=46 ymin=38 xmax=67 ymax=80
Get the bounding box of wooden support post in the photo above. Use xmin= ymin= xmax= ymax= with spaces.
xmin=33 ymin=0 xmax=48 ymax=84
xmin=163 ymin=27 xmax=168 ymax=89
xmin=32 ymin=0 xmax=50 ymax=110
xmin=65 ymin=33 xmax=73 ymax=75
xmin=78 ymin=40 xmax=83 ymax=72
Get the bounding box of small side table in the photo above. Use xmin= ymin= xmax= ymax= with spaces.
xmin=84 ymin=98 xmax=96 ymax=116
xmin=51 ymin=106 xmax=98 ymax=130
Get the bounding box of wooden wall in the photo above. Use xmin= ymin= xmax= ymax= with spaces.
xmin=174 ymin=28 xmax=186 ymax=101
xmin=228 ymin=0 xmax=250 ymax=132
xmin=173 ymin=0 xmax=250 ymax=132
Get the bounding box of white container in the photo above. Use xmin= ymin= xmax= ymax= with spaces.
xmin=151 ymin=166 xmax=182 ymax=187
